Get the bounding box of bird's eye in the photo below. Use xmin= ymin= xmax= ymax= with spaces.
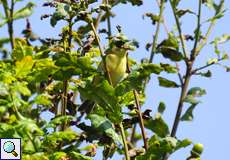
xmin=114 ymin=40 xmax=125 ymax=48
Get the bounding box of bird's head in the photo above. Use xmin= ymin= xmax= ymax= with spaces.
xmin=107 ymin=33 xmax=136 ymax=56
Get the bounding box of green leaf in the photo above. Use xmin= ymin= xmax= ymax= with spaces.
xmin=206 ymin=0 xmax=225 ymax=22
xmin=50 ymin=3 xmax=69 ymax=27
xmin=33 ymin=93 xmax=52 ymax=106
xmin=11 ymin=82 xmax=31 ymax=96
xmin=15 ymin=56 xmax=34 ymax=78
xmin=119 ymin=0 xmax=143 ymax=6
xmin=49 ymin=152 xmax=68 ymax=160
xmin=158 ymin=102 xmax=166 ymax=114
xmin=69 ymin=152 xmax=92 ymax=160
xmin=115 ymin=63 xmax=163 ymax=96
xmin=143 ymin=13 xmax=160 ymax=25
xmin=145 ymin=113 xmax=169 ymax=137
xmin=79 ymin=80 xmax=122 ymax=123
xmin=184 ymin=95 xmax=201 ymax=105
xmin=175 ymin=138 xmax=192 ymax=151
xmin=181 ymin=104 xmax=198 ymax=121
xmin=12 ymin=39 xmax=33 ymax=60
xmin=158 ymin=77 xmax=179 ymax=88
xmin=198 ymin=70 xmax=212 ymax=78
xmin=176 ymin=9 xmax=196 ymax=18
xmin=187 ymin=87 xmax=206 ymax=97
xmin=88 ymin=114 xmax=122 ymax=144
xmin=0 ymin=82 xmax=8 ymax=96
xmin=46 ymin=115 xmax=74 ymax=128
xmin=16 ymin=118 xmax=44 ymax=137
xmin=137 ymin=135 xmax=178 ymax=159
xmin=160 ymin=63 xmax=178 ymax=73
xmin=22 ymin=152 xmax=49 ymax=160
xmin=158 ymin=46 xmax=183 ymax=61
xmin=42 ymin=130 xmax=78 ymax=151
xmin=13 ymin=2 xmax=35 ymax=20
xmin=207 ymin=58 xmax=218 ymax=65
xmin=157 ymin=34 xmax=183 ymax=61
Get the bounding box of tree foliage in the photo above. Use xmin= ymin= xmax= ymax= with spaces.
xmin=0 ymin=0 xmax=229 ymax=159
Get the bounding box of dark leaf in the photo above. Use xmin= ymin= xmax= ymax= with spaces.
xmin=158 ymin=77 xmax=179 ymax=88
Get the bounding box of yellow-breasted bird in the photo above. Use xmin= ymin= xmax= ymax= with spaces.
xmin=78 ymin=33 xmax=135 ymax=113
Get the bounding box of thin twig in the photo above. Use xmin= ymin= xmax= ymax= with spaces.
xmin=2 ymin=0 xmax=14 ymax=49
xmin=61 ymin=17 xmax=73 ymax=131
xmin=169 ymin=0 xmax=188 ymax=58
xmin=105 ymin=0 xmax=112 ymax=37
xmin=130 ymin=124 xmax=137 ymax=144
xmin=133 ymin=90 xmax=148 ymax=150
xmin=191 ymin=57 xmax=225 ymax=74
xmin=119 ymin=123 xmax=130 ymax=160
xmin=195 ymin=0 xmax=224 ymax=56
xmin=191 ymin=0 xmax=202 ymax=60
xmin=9 ymin=0 xmax=14 ymax=49
xmin=149 ymin=0 xmax=165 ymax=63
xmin=90 ymin=22 xmax=113 ymax=84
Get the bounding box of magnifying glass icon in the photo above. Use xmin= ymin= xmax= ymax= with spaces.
xmin=3 ymin=141 xmax=18 ymax=157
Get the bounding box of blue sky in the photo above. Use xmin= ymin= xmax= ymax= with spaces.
xmin=1 ymin=0 xmax=230 ymax=159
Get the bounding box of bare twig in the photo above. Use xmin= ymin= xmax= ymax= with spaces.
xmin=149 ymin=0 xmax=165 ymax=63
xmin=191 ymin=0 xmax=202 ymax=60
xmin=191 ymin=57 xmax=225 ymax=74
xmin=169 ymin=0 xmax=188 ymax=59
xmin=61 ymin=17 xmax=73 ymax=131
xmin=119 ymin=123 xmax=130 ymax=160
xmin=133 ymin=90 xmax=148 ymax=150
xmin=105 ymin=0 xmax=112 ymax=37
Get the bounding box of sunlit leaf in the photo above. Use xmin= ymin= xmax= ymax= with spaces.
xmin=13 ymin=2 xmax=35 ymax=20
xmin=15 ymin=56 xmax=34 ymax=78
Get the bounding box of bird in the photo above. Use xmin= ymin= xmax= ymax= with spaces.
xmin=78 ymin=32 xmax=135 ymax=114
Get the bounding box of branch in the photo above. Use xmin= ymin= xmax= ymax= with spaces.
xmin=191 ymin=0 xmax=202 ymax=60
xmin=191 ymin=57 xmax=225 ymax=74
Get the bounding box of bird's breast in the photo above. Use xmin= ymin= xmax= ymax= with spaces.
xmin=105 ymin=54 xmax=127 ymax=86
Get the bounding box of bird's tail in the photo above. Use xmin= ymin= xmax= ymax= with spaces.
xmin=78 ymin=100 xmax=96 ymax=114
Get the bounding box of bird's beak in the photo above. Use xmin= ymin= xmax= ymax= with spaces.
xmin=122 ymin=42 xmax=135 ymax=51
